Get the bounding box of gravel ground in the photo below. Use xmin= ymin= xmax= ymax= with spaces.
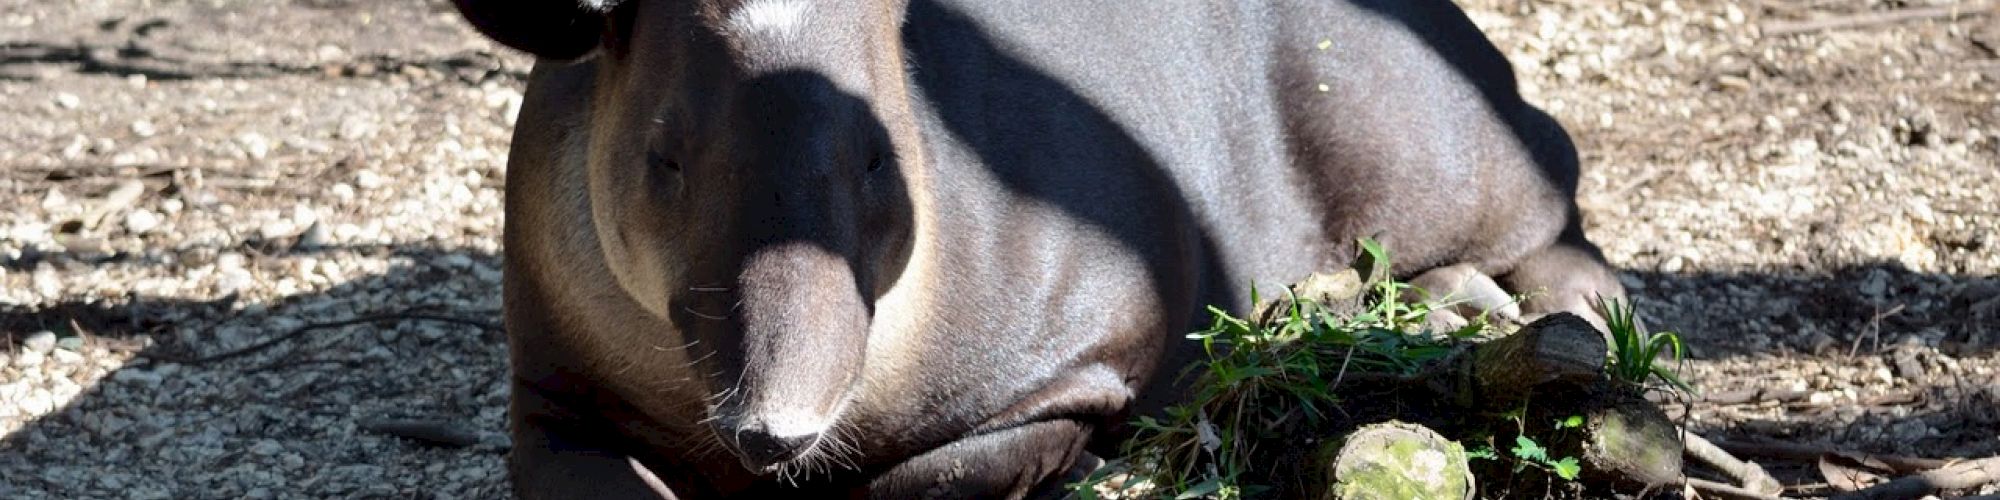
xmin=1 ymin=0 xmax=1996 ymax=498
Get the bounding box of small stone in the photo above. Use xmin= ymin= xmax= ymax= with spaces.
xmin=19 ymin=387 xmax=54 ymax=415
xmin=22 ymin=330 xmax=57 ymax=353
xmin=130 ymin=119 xmax=157 ymax=137
xmin=124 ymin=209 xmax=163 ymax=234
xmin=50 ymin=349 xmax=83 ymax=365
xmin=53 ymin=92 xmax=80 ymax=109
xmin=55 ymin=336 xmax=83 ymax=351
xmin=1802 ymin=329 xmax=1838 ymax=354
xmin=113 ymin=368 xmax=165 ymax=387
xmin=236 ymin=132 xmax=271 ymax=160
xmin=12 ymin=349 xmax=43 ymax=368
xmin=329 ymin=183 xmax=357 ymax=202
xmin=259 ymin=219 xmax=298 ymax=241
xmin=417 ymin=324 xmax=449 ymax=341
xmin=250 ymin=439 xmax=284 ymax=456
xmin=354 ymin=170 xmax=385 ymax=190
xmin=1660 ymin=255 xmax=1685 ymax=273
xmin=1859 ymin=272 xmax=1889 ymax=298
xmin=296 ymin=221 xmax=331 ymax=249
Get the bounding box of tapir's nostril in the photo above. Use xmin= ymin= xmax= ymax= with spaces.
xmin=727 ymin=422 xmax=818 ymax=470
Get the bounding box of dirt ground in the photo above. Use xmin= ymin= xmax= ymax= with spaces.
xmin=1 ymin=0 xmax=1995 ymax=498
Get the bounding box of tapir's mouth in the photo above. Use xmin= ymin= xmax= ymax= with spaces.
xmin=709 ymin=396 xmax=857 ymax=480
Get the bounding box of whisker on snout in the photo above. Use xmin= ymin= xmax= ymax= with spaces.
xmin=681 ymin=305 xmax=730 ymax=321
xmin=687 ymin=286 xmax=733 ymax=293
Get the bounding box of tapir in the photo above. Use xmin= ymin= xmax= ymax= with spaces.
xmin=449 ymin=0 xmax=1629 ymax=497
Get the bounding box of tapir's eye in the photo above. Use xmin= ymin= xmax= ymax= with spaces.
xmin=648 ymin=150 xmax=681 ymax=173
xmin=866 ymin=155 xmax=884 ymax=173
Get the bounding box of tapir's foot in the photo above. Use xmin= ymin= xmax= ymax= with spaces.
xmin=867 ymin=419 xmax=1094 ymax=500
xmin=1497 ymin=233 xmax=1630 ymax=335
xmin=1409 ymin=263 xmax=1524 ymax=328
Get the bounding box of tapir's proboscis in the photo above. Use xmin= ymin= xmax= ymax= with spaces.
xmin=448 ymin=0 xmax=1629 ymax=497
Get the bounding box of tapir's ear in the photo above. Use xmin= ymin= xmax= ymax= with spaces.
xmin=451 ymin=0 xmax=623 ymax=61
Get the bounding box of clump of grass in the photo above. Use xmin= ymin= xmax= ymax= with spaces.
xmin=1592 ymin=295 xmax=1693 ymax=395
xmin=1084 ymin=239 xmax=1483 ymax=499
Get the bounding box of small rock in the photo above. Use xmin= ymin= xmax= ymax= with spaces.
xmin=354 ymin=170 xmax=386 ymax=190
xmin=250 ymin=439 xmax=284 ymax=456
xmin=50 ymin=349 xmax=83 ymax=365
xmin=134 ymin=427 xmax=173 ymax=448
xmin=296 ymin=221 xmax=331 ymax=249
xmin=53 ymin=92 xmax=80 ymax=109
xmin=1660 ymin=255 xmax=1685 ymax=273
xmin=236 ymin=132 xmax=271 ymax=160
xmin=13 ymin=348 xmax=44 ymax=368
xmin=1871 ymin=366 xmax=1896 ymax=385
xmin=22 ymin=330 xmax=57 ymax=353
xmin=19 ymin=387 xmax=54 ymax=415
xmin=130 ymin=119 xmax=157 ymax=137
xmin=56 ymin=336 xmax=83 ymax=351
xmin=417 ymin=324 xmax=449 ymax=341
xmin=1859 ymin=271 xmax=1889 ymax=298
xmin=124 ymin=209 xmax=163 ymax=234
xmin=1801 ymin=329 xmax=1838 ymax=354
xmin=259 ymin=220 xmax=298 ymax=241
xmin=113 ymin=368 xmax=165 ymax=387
xmin=329 ymin=182 xmax=357 ymax=202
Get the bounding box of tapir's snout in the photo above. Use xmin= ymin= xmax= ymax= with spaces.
xmin=699 ymin=241 xmax=867 ymax=473
xmin=710 ymin=412 xmax=827 ymax=471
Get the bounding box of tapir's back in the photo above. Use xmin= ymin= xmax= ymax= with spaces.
xmin=902 ymin=0 xmax=1580 ymax=311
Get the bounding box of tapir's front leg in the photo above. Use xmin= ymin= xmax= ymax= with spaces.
xmin=507 ymin=379 xmax=683 ymax=500
xmin=867 ymin=420 xmax=1099 ymax=500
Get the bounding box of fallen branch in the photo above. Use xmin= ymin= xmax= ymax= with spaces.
xmin=148 ymin=311 xmax=500 ymax=365
xmin=1830 ymin=456 xmax=2000 ymax=500
xmin=1712 ymin=440 xmax=1954 ymax=475
xmin=1761 ymin=2 xmax=1995 ymax=37
xmin=1686 ymin=477 xmax=1787 ymax=500
xmin=1684 ymin=432 xmax=1785 ymax=495
xmin=357 ymin=417 xmax=482 ymax=448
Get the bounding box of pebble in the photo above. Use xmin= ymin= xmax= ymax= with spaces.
xmin=131 ymin=119 xmax=158 ymax=137
xmin=245 ymin=440 xmax=285 ymax=458
xmin=236 ymin=132 xmax=271 ymax=160
xmin=20 ymin=387 xmax=54 ymax=416
xmin=53 ymin=92 xmax=80 ymax=109
xmin=354 ymin=170 xmax=386 ymax=190
xmin=50 ymin=349 xmax=83 ymax=365
xmin=113 ymin=368 xmax=166 ymax=387
xmin=23 ymin=330 xmax=57 ymax=353
xmin=125 ymin=209 xmax=163 ymax=235
xmin=11 ymin=348 xmax=44 ymax=368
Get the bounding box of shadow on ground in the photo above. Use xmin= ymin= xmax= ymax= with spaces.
xmin=0 ymin=244 xmax=515 ymax=498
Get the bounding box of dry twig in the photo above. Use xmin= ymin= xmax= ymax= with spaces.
xmin=1829 ymin=456 xmax=2000 ymax=500
xmin=1685 ymin=477 xmax=1787 ymax=500
xmin=1762 ymin=2 xmax=1995 ymax=36
xmin=1714 ymin=440 xmax=1955 ymax=475
xmin=147 ymin=311 xmax=500 ymax=365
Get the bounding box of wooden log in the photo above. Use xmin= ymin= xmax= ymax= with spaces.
xmin=1581 ymin=397 xmax=1685 ymax=488
xmin=1320 ymin=421 xmax=1475 ymax=500
xmin=1461 ymin=313 xmax=1608 ymax=410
